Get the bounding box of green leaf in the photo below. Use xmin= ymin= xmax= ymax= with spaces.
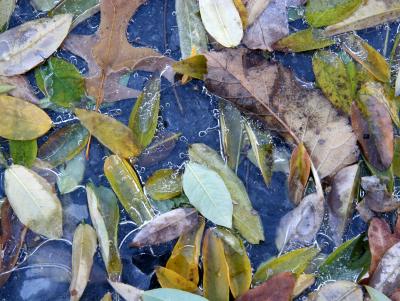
xmin=75 ymin=109 xmax=141 ymax=159
xmin=38 ymin=123 xmax=89 ymax=168
xmin=173 ymin=55 xmax=207 ymax=80
xmin=0 ymin=83 xmax=15 ymax=93
xmin=104 ymin=155 xmax=154 ymax=225
xmin=143 ymin=288 xmax=209 ymax=301
xmin=9 ymin=139 xmax=37 ymax=167
xmin=145 ymin=169 xmax=182 ymax=201
xmin=182 ymin=162 xmax=233 ymax=228
xmin=312 ymin=50 xmax=356 ymax=114
xmin=4 ymin=164 xmax=63 ymax=238
xmin=305 ymin=0 xmax=362 ymax=27
xmin=86 ymin=183 xmax=122 ymax=281
xmin=0 ymin=0 xmax=15 ymax=32
xmin=0 ymin=95 xmax=52 ymax=140
xmin=35 ymin=57 xmax=85 ymax=108
xmin=56 ymin=152 xmax=85 ymax=194
xmin=128 ymin=76 xmax=161 ymax=149
xmin=175 ymin=0 xmax=208 ymax=58
xmin=365 ymin=286 xmax=391 ymax=301
xmin=252 ymin=247 xmax=320 ymax=285
xmin=189 ymin=143 xmax=264 ymax=244
xmin=393 ymin=137 xmax=400 ymax=177
xmin=273 ymin=28 xmax=334 ymax=53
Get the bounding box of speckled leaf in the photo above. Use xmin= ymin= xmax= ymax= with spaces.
xmin=0 ymin=95 xmax=52 ymax=140
xmin=365 ymin=286 xmax=391 ymax=301
xmin=305 ymin=0 xmax=362 ymax=27
xmin=75 ymin=109 xmax=141 ymax=158
xmin=104 ymin=155 xmax=154 ymax=225
xmin=288 ymin=142 xmax=311 ymax=205
xmin=38 ymin=123 xmax=89 ymax=168
xmin=189 ymin=143 xmax=264 ymax=243
xmin=4 ymin=165 xmax=63 ymax=238
xmin=173 ymin=55 xmax=207 ymax=80
xmin=166 ymin=217 xmax=205 ymax=285
xmin=57 ymin=152 xmax=85 ymax=194
xmin=155 ymin=266 xmax=198 ymax=293
xmin=273 ymin=28 xmax=334 ymax=53
xmin=0 ymin=14 xmax=72 ymax=76
xmin=129 ymin=76 xmax=161 ymax=149
xmin=199 ymin=0 xmax=243 ymax=48
xmin=86 ymin=183 xmax=122 ymax=281
xmin=308 ymin=281 xmax=363 ymax=301
xmin=175 ymin=0 xmax=208 ymax=58
xmin=9 ymin=139 xmax=37 ymax=168
xmin=70 ymin=223 xmax=97 ymax=301
xmin=130 ymin=208 xmax=198 ymax=248
xmin=214 ymin=227 xmax=251 ymax=298
xmin=145 ymin=169 xmax=182 ymax=201
xmin=0 ymin=0 xmax=15 ymax=32
xmin=252 ymin=247 xmax=319 ymax=285
xmin=202 ymin=228 xmax=230 ymax=301
xmin=142 ymin=288 xmax=209 ymax=301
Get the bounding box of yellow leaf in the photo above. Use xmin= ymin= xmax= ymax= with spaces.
xmin=155 ymin=266 xmax=198 ymax=293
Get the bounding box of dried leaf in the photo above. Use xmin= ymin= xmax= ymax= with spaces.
xmin=155 ymin=266 xmax=198 ymax=293
xmin=0 ymin=14 xmax=72 ymax=76
xmin=308 ymin=281 xmax=363 ymax=301
xmin=199 ymin=0 xmax=243 ymax=48
xmin=9 ymin=139 xmax=37 ymax=168
xmin=104 ymin=155 xmax=154 ymax=225
xmin=70 ymin=223 xmax=97 ymax=301
xmin=288 ymin=142 xmax=311 ymax=205
xmin=202 ymin=228 xmax=230 ymax=301
xmin=4 ymin=165 xmax=63 ymax=238
xmin=361 ymin=176 xmax=399 ymax=212
xmin=0 ymin=75 xmax=39 ymax=104
xmin=183 ymin=162 xmax=233 ymax=228
xmin=0 ymin=95 xmax=52 ymax=140
xmin=145 ymin=169 xmax=182 ymax=201
xmin=173 ymin=55 xmax=207 ymax=80
xmin=236 ymin=272 xmax=296 ymax=301
xmin=57 ymin=152 xmax=86 ymax=194
xmin=75 ymin=109 xmax=141 ymax=158
xmin=0 ymin=0 xmax=15 ymax=32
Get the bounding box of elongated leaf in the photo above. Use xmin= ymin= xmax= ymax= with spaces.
xmin=130 ymin=208 xmax=198 ymax=248
xmin=86 ymin=183 xmax=122 ymax=281
xmin=189 ymin=143 xmax=264 ymax=243
xmin=145 ymin=169 xmax=182 ymax=201
xmin=104 ymin=155 xmax=154 ymax=225
xmin=9 ymin=139 xmax=37 ymax=168
xmin=173 ymin=55 xmax=207 ymax=80
xmin=305 ymin=0 xmax=362 ymax=27
xmin=0 ymin=0 xmax=15 ymax=32
xmin=129 ymin=76 xmax=161 ymax=149
xmin=142 ymin=288 xmax=209 ymax=301
xmin=394 ymin=137 xmax=400 ymax=177
xmin=252 ymin=247 xmax=319 ymax=285
xmin=155 ymin=266 xmax=198 ymax=293
xmin=0 ymin=95 xmax=52 ymax=140
xmin=199 ymin=0 xmax=243 ymax=47
xmin=49 ymin=0 xmax=100 ymax=28
xmin=183 ymin=162 xmax=233 ymax=228
xmin=175 ymin=0 xmax=208 ymax=58
xmin=365 ymin=286 xmax=391 ymax=301
xmin=273 ymin=28 xmax=334 ymax=53
xmin=215 ymin=227 xmax=251 ymax=298
xmin=0 ymin=14 xmax=73 ymax=76
xmin=108 ymin=281 xmax=143 ymax=301
xmin=166 ymin=217 xmax=205 ymax=285
xmin=70 ymin=223 xmax=97 ymax=301
xmin=75 ymin=109 xmax=141 ymax=158
xmin=288 ymin=142 xmax=311 ymax=205
xmin=202 ymin=228 xmax=230 ymax=301
xmin=4 ymin=165 xmax=63 ymax=238
xmin=57 ymin=152 xmax=86 ymax=194
xmin=308 ymin=281 xmax=363 ymax=301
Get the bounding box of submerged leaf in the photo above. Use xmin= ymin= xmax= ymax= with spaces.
xmin=288 ymin=142 xmax=311 ymax=205
xmin=57 ymin=152 xmax=86 ymax=194
xmin=0 ymin=75 xmax=39 ymax=104
xmin=100 ymin=292 xmax=112 ymax=301
xmin=155 ymin=266 xmax=198 ymax=293
xmin=70 ymin=223 xmax=97 ymax=301
xmin=9 ymin=139 xmax=37 ymax=168
xmin=142 ymin=288 xmax=209 ymax=301
xmin=0 ymin=0 xmax=15 ymax=32
xmin=4 ymin=165 xmax=63 ymax=238
xmin=173 ymin=55 xmax=207 ymax=80
xmin=365 ymin=285 xmax=391 ymax=301
xmin=104 ymin=155 xmax=154 ymax=225
xmin=0 ymin=14 xmax=73 ymax=76
xmin=308 ymin=281 xmax=363 ymax=301
xmin=145 ymin=169 xmax=182 ymax=201
xmin=394 ymin=137 xmax=400 ymax=177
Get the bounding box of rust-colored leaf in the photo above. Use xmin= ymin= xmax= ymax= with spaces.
xmin=288 ymin=142 xmax=311 ymax=205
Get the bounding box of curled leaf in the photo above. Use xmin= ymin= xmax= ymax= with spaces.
xmin=288 ymin=142 xmax=311 ymax=205
xmin=145 ymin=169 xmax=182 ymax=201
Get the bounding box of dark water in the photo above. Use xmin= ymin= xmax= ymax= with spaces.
xmin=0 ymin=1 xmax=399 ymax=300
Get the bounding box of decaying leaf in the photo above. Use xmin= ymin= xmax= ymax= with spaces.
xmin=199 ymin=0 xmax=243 ymax=48
xmin=328 ymin=164 xmax=359 ymax=246
xmin=288 ymin=142 xmax=311 ymax=205
xmin=75 ymin=109 xmax=141 ymax=158
xmin=0 ymin=95 xmax=52 ymax=140
xmin=308 ymin=281 xmax=363 ymax=301
xmin=4 ymin=165 xmax=63 ymax=238
xmin=104 ymin=155 xmax=154 ymax=225
xmin=145 ymin=169 xmax=182 ymax=201
xmin=70 ymin=223 xmax=97 ymax=301
xmin=173 ymin=55 xmax=208 ymax=80
xmin=9 ymin=139 xmax=37 ymax=168
xmin=0 ymin=14 xmax=73 ymax=76
xmin=155 ymin=266 xmax=198 ymax=293
xmin=361 ymin=176 xmax=399 ymax=212
xmin=236 ymin=272 xmax=296 ymax=301
xmin=130 ymin=208 xmax=198 ymax=248
xmin=0 ymin=75 xmax=39 ymax=104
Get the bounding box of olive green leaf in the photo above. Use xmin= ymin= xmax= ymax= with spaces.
xmin=173 ymin=55 xmax=207 ymax=80
xmin=145 ymin=169 xmax=182 ymax=201
xmin=57 ymin=152 xmax=86 ymax=194
xmin=9 ymin=139 xmax=37 ymax=168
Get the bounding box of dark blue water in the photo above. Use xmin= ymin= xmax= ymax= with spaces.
xmin=0 ymin=1 xmax=399 ymax=300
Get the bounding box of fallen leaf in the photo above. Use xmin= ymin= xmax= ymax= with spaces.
xmin=155 ymin=266 xmax=198 ymax=293
xmin=233 ymin=0 xmax=249 ymax=27
xmin=361 ymin=176 xmax=399 ymax=212
xmin=0 ymin=14 xmax=72 ymax=76
xmin=104 ymin=155 xmax=154 ymax=225
xmin=0 ymin=75 xmax=39 ymax=104
xmin=9 ymin=139 xmax=37 ymax=168
xmin=31 ymin=0 xmax=59 ymax=11
xmin=142 ymin=288 xmax=209 ymax=301
xmin=100 ymin=292 xmax=112 ymax=301
xmin=365 ymin=285 xmax=391 ymax=301
xmin=0 ymin=0 xmax=15 ymax=32
xmin=394 ymin=137 xmax=400 ymax=177
xmin=4 ymin=164 xmax=63 ymax=238
xmin=244 ymin=0 xmax=271 ymax=26
xmin=57 ymin=152 xmax=85 ymax=194
xmin=70 ymin=223 xmax=97 ymax=301
xmin=308 ymin=281 xmax=363 ymax=301
xmin=173 ymin=55 xmax=207 ymax=80
xmin=0 ymin=95 xmax=52 ymax=140
xmin=145 ymin=169 xmax=182 ymax=201
xmin=199 ymin=0 xmax=243 ymax=48
xmin=108 ymin=281 xmax=143 ymax=301
xmin=288 ymin=142 xmax=311 ymax=205
xmin=293 ymin=274 xmax=315 ymax=298
xmin=75 ymin=109 xmax=141 ymax=159
xmin=236 ymin=272 xmax=296 ymax=301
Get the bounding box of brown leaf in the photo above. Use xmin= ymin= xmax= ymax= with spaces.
xmin=0 ymin=75 xmax=39 ymax=104
xmin=0 ymin=200 xmax=27 ymax=287
xmin=361 ymin=176 xmax=399 ymax=212
xmin=288 ymin=142 xmax=311 ymax=205
xmin=205 ymin=48 xmax=359 ymax=180
xmin=235 ymin=272 xmax=296 ymax=301
xmin=130 ymin=208 xmax=198 ymax=248
xmin=391 ymin=289 xmax=400 ymax=301
xmin=368 ymin=218 xmax=399 ymax=276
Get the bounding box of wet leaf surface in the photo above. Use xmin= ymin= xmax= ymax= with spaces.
xmin=361 ymin=176 xmax=399 ymax=212
xmin=308 ymin=280 xmax=363 ymax=301
xmin=56 ymin=152 xmax=85 ymax=194
xmin=0 ymin=75 xmax=39 ymax=104
xmin=9 ymin=139 xmax=37 ymax=168
xmin=173 ymin=55 xmax=207 ymax=80
xmin=145 ymin=169 xmax=182 ymax=201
